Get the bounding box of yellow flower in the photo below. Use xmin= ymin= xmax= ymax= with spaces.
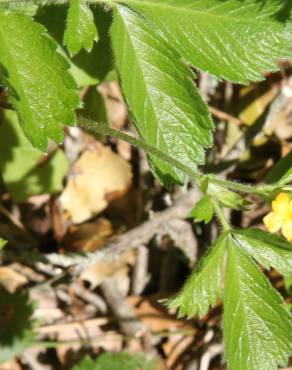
xmin=263 ymin=192 xmax=292 ymax=241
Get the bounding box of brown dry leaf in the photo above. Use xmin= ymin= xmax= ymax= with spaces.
xmin=0 ymin=267 xmax=28 ymax=293
xmin=63 ymin=218 xmax=113 ymax=252
xmin=60 ymin=145 xmax=132 ymax=223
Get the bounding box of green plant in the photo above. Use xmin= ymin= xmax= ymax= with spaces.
xmin=0 ymin=1 xmax=291 ymax=369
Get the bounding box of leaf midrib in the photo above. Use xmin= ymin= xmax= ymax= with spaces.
xmin=119 ymin=0 xmax=279 ymax=26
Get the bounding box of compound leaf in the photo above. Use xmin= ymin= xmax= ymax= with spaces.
xmin=224 ymin=238 xmax=292 ymax=370
xmin=233 ymin=228 xmax=292 ymax=276
xmin=64 ymin=0 xmax=98 ymax=56
xmin=111 ymin=4 xmax=213 ymax=185
xmin=0 ymin=9 xmax=79 ymax=151
xmin=122 ymin=0 xmax=292 ymax=84
xmin=167 ymin=233 xmax=227 ymax=318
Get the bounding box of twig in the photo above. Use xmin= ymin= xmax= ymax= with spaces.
xmin=4 ymin=188 xmax=200 ymax=276
xmin=209 ymin=106 xmax=242 ymax=126
xmin=36 ymin=317 xmax=108 ymax=335
xmin=131 ymin=245 xmax=150 ymax=295
xmin=199 ymin=343 xmax=224 ymax=370
xmin=100 ymin=276 xmax=148 ymax=338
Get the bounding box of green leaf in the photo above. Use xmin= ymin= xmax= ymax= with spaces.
xmin=223 ymin=238 xmax=292 ymax=370
xmin=233 ymin=228 xmax=292 ymax=276
xmin=188 ymin=194 xmax=214 ymax=224
xmin=36 ymin=5 xmax=113 ymax=87
xmin=0 ymin=239 xmax=6 ymax=251
xmin=208 ymin=184 xmax=249 ymax=209
xmin=0 ymin=110 xmax=69 ymax=202
xmin=111 ymin=4 xmax=213 ymax=185
xmin=122 ymin=0 xmax=292 ymax=84
xmin=0 ymin=288 xmax=35 ymax=363
xmin=64 ymin=0 xmax=98 ymax=56
xmin=266 ymin=152 xmax=292 ymax=185
xmin=72 ymin=352 xmax=157 ymax=370
xmin=0 ymin=2 xmax=38 ymax=16
xmin=0 ymin=9 xmax=79 ymax=150
xmin=167 ymin=234 xmax=227 ymax=318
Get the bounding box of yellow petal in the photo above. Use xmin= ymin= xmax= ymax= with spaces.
xmin=263 ymin=212 xmax=283 ymax=233
xmin=282 ymin=219 xmax=292 ymax=242
xmin=288 ymin=199 xmax=292 ymax=218
xmin=272 ymin=192 xmax=290 ymax=214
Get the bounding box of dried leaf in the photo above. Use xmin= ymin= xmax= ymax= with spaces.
xmin=60 ymin=145 xmax=132 ymax=223
xmin=0 ymin=267 xmax=28 ymax=293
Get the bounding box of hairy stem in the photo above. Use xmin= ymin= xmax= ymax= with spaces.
xmin=208 ymin=176 xmax=266 ymax=197
xmin=211 ymin=198 xmax=231 ymax=231
xmin=78 ymin=116 xmax=200 ymax=181
xmin=79 ymin=116 xmax=270 ymax=199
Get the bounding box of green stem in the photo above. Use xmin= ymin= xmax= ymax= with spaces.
xmin=209 ymin=176 xmax=266 ymax=196
xmin=78 ymin=117 xmax=273 ymax=199
xmin=79 ymin=116 xmax=200 ymax=181
xmin=211 ymin=198 xmax=231 ymax=231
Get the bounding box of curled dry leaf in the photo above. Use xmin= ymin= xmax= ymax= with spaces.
xmin=60 ymin=145 xmax=132 ymax=223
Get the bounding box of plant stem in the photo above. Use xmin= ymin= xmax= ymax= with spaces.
xmin=211 ymin=198 xmax=231 ymax=231
xmin=78 ymin=117 xmax=271 ymax=199
xmin=78 ymin=116 xmax=200 ymax=182
xmin=208 ymin=176 xmax=266 ymax=196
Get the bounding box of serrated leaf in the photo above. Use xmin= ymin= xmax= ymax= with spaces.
xmin=167 ymin=234 xmax=227 ymax=318
xmin=208 ymin=183 xmax=249 ymax=209
xmin=72 ymin=352 xmax=157 ymax=370
xmin=122 ymin=0 xmax=292 ymax=84
xmin=36 ymin=4 xmax=113 ymax=87
xmin=224 ymin=238 xmax=292 ymax=370
xmin=0 ymin=9 xmax=79 ymax=150
xmin=233 ymin=228 xmax=292 ymax=276
xmin=111 ymin=4 xmax=213 ymax=185
xmin=64 ymin=0 xmax=98 ymax=56
xmin=188 ymin=194 xmax=214 ymax=224
xmin=0 ymin=288 xmax=35 ymax=363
